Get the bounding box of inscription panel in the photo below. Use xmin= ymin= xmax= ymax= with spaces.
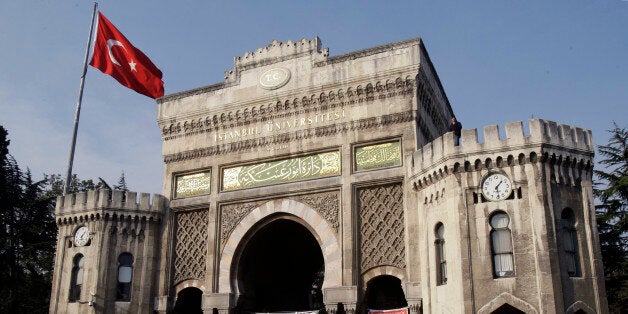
xmin=222 ymin=151 xmax=341 ymax=191
xmin=355 ymin=140 xmax=401 ymax=171
xmin=175 ymin=171 xmax=211 ymax=198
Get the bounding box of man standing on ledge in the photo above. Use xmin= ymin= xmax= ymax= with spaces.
xmin=449 ymin=116 xmax=462 ymax=146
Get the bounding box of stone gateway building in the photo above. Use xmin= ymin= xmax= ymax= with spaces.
xmin=49 ymin=37 xmax=608 ymax=313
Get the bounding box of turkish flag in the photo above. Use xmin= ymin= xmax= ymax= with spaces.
xmin=90 ymin=12 xmax=164 ymax=99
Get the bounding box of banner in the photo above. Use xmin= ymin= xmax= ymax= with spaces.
xmin=368 ymin=307 xmax=409 ymax=314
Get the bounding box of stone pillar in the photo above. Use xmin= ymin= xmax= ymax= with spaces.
xmin=405 ymin=282 xmax=422 ymax=314
xmin=324 ymin=286 xmax=358 ymax=314
xmin=154 ymin=296 xmax=171 ymax=313
xmin=203 ymin=293 xmax=233 ymax=314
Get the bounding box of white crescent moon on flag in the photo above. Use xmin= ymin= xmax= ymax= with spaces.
xmin=106 ymin=39 xmax=126 ymax=66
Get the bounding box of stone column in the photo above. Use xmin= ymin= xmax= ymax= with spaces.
xmin=203 ymin=293 xmax=233 ymax=314
xmin=405 ymin=282 xmax=422 ymax=314
xmin=154 ymin=295 xmax=171 ymax=313
xmin=324 ymin=286 xmax=358 ymax=314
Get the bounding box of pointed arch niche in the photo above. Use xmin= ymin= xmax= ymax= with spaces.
xmin=477 ymin=292 xmax=538 ymax=314
xmin=218 ymin=199 xmax=342 ymax=293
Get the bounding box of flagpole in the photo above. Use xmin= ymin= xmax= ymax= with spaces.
xmin=63 ymin=2 xmax=98 ymax=195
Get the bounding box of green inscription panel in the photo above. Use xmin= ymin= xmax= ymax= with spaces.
xmin=222 ymin=151 xmax=341 ymax=191
xmin=355 ymin=141 xmax=402 ymax=171
xmin=175 ymin=171 xmax=211 ymax=198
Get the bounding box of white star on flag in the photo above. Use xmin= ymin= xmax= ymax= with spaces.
xmin=129 ymin=60 xmax=137 ymax=71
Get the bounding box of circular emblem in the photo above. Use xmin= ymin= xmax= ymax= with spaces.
xmin=259 ymin=67 xmax=291 ymax=90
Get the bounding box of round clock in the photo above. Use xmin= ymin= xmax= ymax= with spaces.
xmin=74 ymin=226 xmax=90 ymax=247
xmin=482 ymin=173 xmax=513 ymax=201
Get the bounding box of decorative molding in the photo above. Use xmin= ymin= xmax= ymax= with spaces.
xmin=158 ymin=75 xmax=415 ymax=141
xmin=164 ymin=110 xmax=415 ymax=163
xmin=173 ymin=209 xmax=209 ymax=284
xmin=410 ymin=149 xmax=593 ymax=192
xmin=409 ymin=119 xmax=595 ymax=192
xmin=358 ymin=182 xmax=406 ymax=272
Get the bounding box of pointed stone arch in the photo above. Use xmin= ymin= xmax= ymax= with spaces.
xmin=362 ymin=265 xmax=406 ymax=285
xmin=174 ymin=279 xmax=206 ymax=296
xmin=477 ymin=292 xmax=538 ymax=314
xmin=566 ymin=301 xmax=595 ymax=314
xmin=218 ymin=199 xmax=341 ymax=293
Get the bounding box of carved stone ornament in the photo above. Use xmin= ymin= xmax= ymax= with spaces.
xmin=174 ymin=209 xmax=209 ymax=284
xmin=292 ymin=191 xmax=339 ymax=232
xmin=219 ymin=191 xmax=340 ymax=245
xmin=220 ymin=201 xmax=264 ymax=245
xmin=259 ymin=67 xmax=291 ymax=90
xmin=358 ymin=182 xmax=406 ymax=272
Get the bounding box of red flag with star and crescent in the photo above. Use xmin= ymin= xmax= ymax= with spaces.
xmin=89 ymin=12 xmax=164 ymax=99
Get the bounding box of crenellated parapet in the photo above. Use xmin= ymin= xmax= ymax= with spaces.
xmin=409 ymin=119 xmax=595 ymax=191
xmin=233 ymin=37 xmax=329 ymax=71
xmin=55 ymin=189 xmax=167 ymax=225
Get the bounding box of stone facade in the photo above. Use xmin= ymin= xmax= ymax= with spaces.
xmin=50 ymin=37 xmax=607 ymax=313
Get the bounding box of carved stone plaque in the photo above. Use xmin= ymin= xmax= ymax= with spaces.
xmin=259 ymin=67 xmax=291 ymax=90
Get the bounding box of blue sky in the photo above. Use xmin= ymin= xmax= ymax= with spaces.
xmin=0 ymin=1 xmax=626 ymax=194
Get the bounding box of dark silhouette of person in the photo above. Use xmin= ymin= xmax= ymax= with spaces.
xmin=449 ymin=116 xmax=462 ymax=146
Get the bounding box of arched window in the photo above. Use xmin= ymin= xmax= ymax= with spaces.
xmin=561 ymin=208 xmax=580 ymax=277
xmin=116 ymin=253 xmax=134 ymax=301
xmin=69 ymin=254 xmax=84 ymax=302
xmin=490 ymin=212 xmax=514 ymax=277
xmin=435 ymin=223 xmax=447 ymax=285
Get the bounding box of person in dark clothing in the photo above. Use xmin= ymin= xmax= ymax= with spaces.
xmin=449 ymin=116 xmax=462 ymax=146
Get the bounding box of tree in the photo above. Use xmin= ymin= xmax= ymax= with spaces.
xmin=0 ymin=126 xmax=56 ymax=313
xmin=113 ymin=171 xmax=128 ymax=191
xmin=0 ymin=125 xmax=116 ymax=313
xmin=594 ymin=123 xmax=627 ymax=313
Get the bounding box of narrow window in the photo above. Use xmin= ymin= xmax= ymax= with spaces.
xmin=435 ymin=223 xmax=447 ymax=285
xmin=116 ymin=253 xmax=134 ymax=301
xmin=490 ymin=212 xmax=514 ymax=277
xmin=561 ymin=208 xmax=580 ymax=277
xmin=69 ymin=254 xmax=84 ymax=302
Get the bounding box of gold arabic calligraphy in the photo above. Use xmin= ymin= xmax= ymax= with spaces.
xmin=355 ymin=141 xmax=401 ymax=171
xmin=175 ymin=171 xmax=211 ymax=198
xmin=222 ymin=151 xmax=340 ymax=190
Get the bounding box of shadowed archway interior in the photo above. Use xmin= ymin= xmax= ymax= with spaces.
xmin=173 ymin=287 xmax=203 ymax=314
xmin=236 ymin=218 xmax=324 ymax=312
xmin=364 ymin=275 xmax=408 ymax=310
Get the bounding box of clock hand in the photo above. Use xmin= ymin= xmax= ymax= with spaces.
xmin=495 ymin=180 xmax=503 ymax=191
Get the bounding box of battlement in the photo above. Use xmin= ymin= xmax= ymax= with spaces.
xmin=412 ymin=118 xmax=593 ymax=171
xmin=233 ymin=37 xmax=329 ymax=69
xmin=55 ymin=189 xmax=166 ymax=216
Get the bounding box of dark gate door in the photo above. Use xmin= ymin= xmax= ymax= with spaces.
xmin=236 ymin=218 xmax=324 ymax=312
xmin=173 ymin=287 xmax=203 ymax=314
xmin=364 ymin=275 xmax=408 ymax=310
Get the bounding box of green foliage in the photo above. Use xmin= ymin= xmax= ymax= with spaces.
xmin=0 ymin=126 xmax=56 ymax=313
xmin=594 ymin=123 xmax=628 ymax=313
xmin=0 ymin=125 xmax=119 ymax=313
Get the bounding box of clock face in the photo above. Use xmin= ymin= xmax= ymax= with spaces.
xmin=74 ymin=226 xmax=90 ymax=247
xmin=482 ymin=173 xmax=512 ymax=201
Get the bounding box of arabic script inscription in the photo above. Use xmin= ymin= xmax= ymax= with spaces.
xmin=355 ymin=141 xmax=401 ymax=171
xmin=222 ymin=151 xmax=341 ymax=190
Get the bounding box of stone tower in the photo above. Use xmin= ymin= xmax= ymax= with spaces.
xmin=49 ymin=190 xmax=166 ymax=313
xmin=408 ymin=119 xmax=608 ymax=313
